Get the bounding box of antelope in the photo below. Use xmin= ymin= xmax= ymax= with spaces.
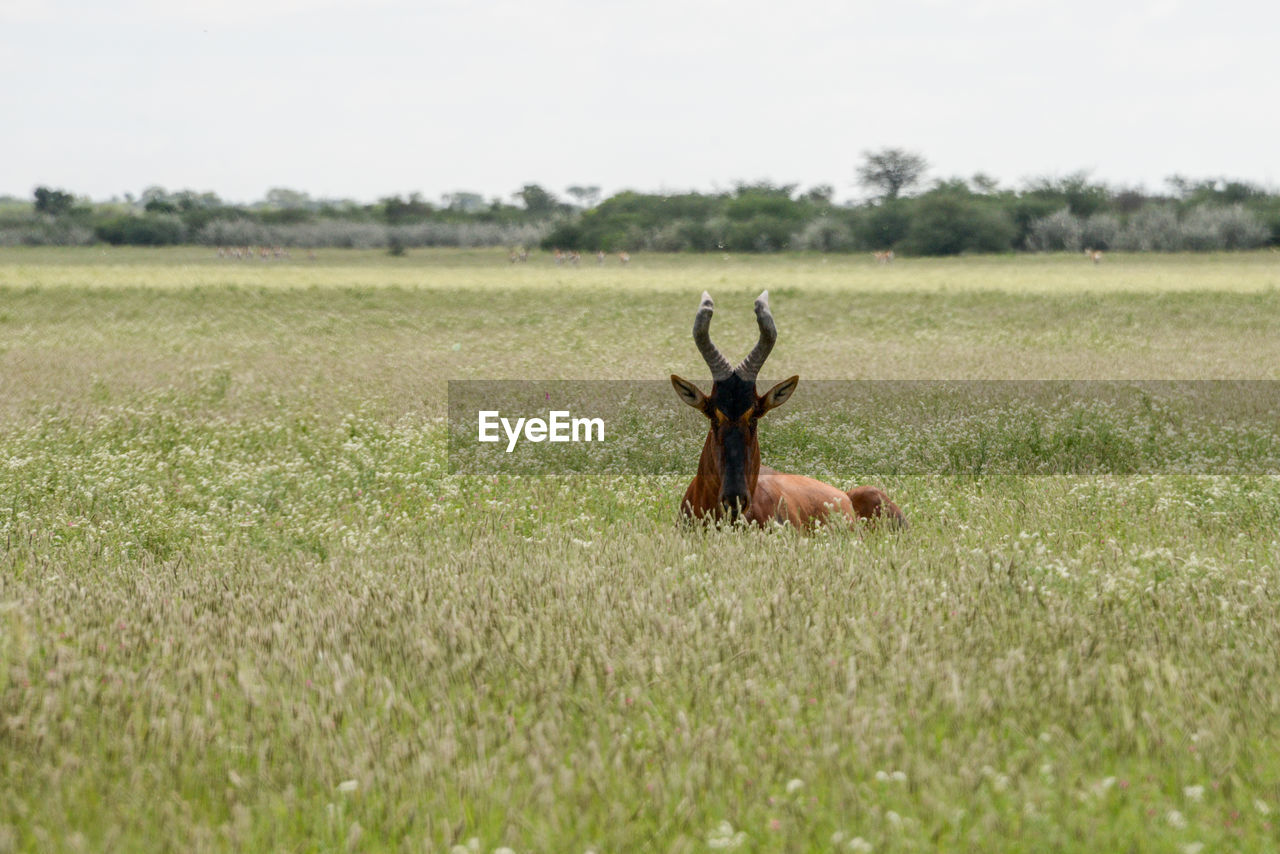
xmin=671 ymin=291 xmax=905 ymax=529
xmin=1084 ymin=248 xmax=1103 ymax=264
xmin=872 ymin=250 xmax=895 ymax=264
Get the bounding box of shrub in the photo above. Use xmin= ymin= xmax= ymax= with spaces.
xmin=0 ymin=222 xmax=94 ymax=246
xmin=673 ymin=220 xmax=720 ymax=252
xmin=792 ymin=216 xmax=855 ymax=251
xmin=1117 ymin=206 xmax=1181 ymax=252
xmin=1179 ymin=207 xmax=1226 ymax=251
xmin=897 ymin=196 xmax=1016 ymax=256
xmin=724 ymin=215 xmax=797 ymax=252
xmin=850 ymin=202 xmax=911 ymax=250
xmin=199 ymin=219 xmax=551 ymax=249
xmin=93 ymin=214 xmax=185 ymax=246
xmin=1189 ymin=205 xmax=1269 ymax=250
xmin=724 ymin=190 xmax=804 ymax=223
xmin=648 ymin=220 xmax=723 ymax=252
xmin=1081 ymin=214 xmax=1121 ymax=251
xmin=1008 ymin=197 xmax=1063 ymax=248
xmin=1026 ymin=209 xmax=1083 ymax=252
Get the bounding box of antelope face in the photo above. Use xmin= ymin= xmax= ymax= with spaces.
xmin=671 ymin=291 xmax=798 ymax=519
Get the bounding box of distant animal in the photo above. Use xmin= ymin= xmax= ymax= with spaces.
xmin=671 ymin=291 xmax=905 ymax=529
xmin=1084 ymin=248 xmax=1103 ymax=264
xmin=872 ymin=250 xmax=895 ymax=264
xmin=618 ymin=251 xmax=631 ymax=265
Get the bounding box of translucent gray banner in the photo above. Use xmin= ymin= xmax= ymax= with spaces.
xmin=447 ymin=380 xmax=1280 ymax=475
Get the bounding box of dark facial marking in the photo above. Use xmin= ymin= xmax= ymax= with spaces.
xmin=707 ymin=374 xmax=757 ymax=420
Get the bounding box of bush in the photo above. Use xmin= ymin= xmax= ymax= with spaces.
xmin=199 ymin=219 xmax=552 ymax=249
xmin=1190 ymin=205 xmax=1269 ymax=250
xmin=1112 ymin=205 xmax=1267 ymax=252
xmin=850 ymin=202 xmax=911 ymax=250
xmin=1246 ymin=198 xmax=1280 ymax=246
xmin=1117 ymin=207 xmax=1181 ymax=252
xmin=1081 ymin=214 xmax=1121 ymax=251
xmin=1008 ymin=196 xmax=1064 ymax=248
xmin=0 ymin=221 xmax=94 ymax=247
xmin=792 ymin=216 xmax=855 ymax=251
xmin=649 ymin=220 xmax=722 ymax=252
xmin=724 ymin=215 xmax=797 ymax=252
xmin=1026 ymin=209 xmax=1082 ymax=252
xmin=724 ymin=191 xmax=804 ymax=224
xmin=897 ymin=196 xmax=1016 ymax=256
xmin=1179 ymin=207 xmax=1226 ymax=251
xmin=93 ymin=214 xmax=185 ymax=246
xmin=673 ymin=220 xmax=721 ymax=252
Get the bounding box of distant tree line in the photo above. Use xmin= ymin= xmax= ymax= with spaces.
xmin=3 ymin=151 xmax=1278 ymax=254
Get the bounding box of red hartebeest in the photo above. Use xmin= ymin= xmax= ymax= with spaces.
xmin=671 ymin=291 xmax=905 ymax=529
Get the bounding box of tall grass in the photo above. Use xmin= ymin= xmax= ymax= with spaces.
xmin=2 ymin=250 xmax=1280 ymax=851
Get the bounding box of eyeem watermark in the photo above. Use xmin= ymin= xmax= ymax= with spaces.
xmin=478 ymin=410 xmax=605 ymax=452
xmin=449 ymin=379 xmax=1280 ymax=475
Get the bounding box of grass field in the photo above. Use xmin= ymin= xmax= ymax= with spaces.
xmin=3 ymin=247 xmax=1280 ymax=852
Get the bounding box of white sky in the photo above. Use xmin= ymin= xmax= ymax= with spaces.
xmin=2 ymin=0 xmax=1277 ymax=205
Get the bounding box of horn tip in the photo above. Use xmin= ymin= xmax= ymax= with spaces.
xmin=700 ymin=291 xmax=714 ymax=308
xmin=755 ymin=290 xmax=770 ymax=309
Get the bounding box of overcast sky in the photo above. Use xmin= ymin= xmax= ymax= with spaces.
xmin=2 ymin=0 xmax=1276 ymax=205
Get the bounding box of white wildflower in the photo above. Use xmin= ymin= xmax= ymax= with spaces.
xmin=1183 ymin=785 xmax=1204 ymax=801
xmin=1181 ymin=843 xmax=1204 ymax=854
xmin=1255 ymin=798 xmax=1271 ymax=815
xmin=848 ymin=837 xmax=873 ymax=853
xmin=1166 ymin=809 xmax=1187 ymax=829
xmin=336 ymin=779 xmax=358 ymax=793
xmin=785 ymin=778 xmax=804 ymax=794
xmin=707 ymin=821 xmax=747 ymax=850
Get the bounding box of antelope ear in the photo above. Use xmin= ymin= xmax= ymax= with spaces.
xmin=670 ymin=374 xmax=709 ymax=412
xmin=758 ymin=375 xmax=799 ymax=415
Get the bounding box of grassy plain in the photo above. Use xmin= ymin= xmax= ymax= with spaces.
xmin=2 ymin=247 xmax=1280 ymax=852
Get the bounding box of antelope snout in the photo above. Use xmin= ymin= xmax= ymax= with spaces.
xmin=719 ymin=492 xmax=751 ymax=520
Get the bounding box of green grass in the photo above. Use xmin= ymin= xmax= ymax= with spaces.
xmin=3 ymin=248 xmax=1280 ymax=852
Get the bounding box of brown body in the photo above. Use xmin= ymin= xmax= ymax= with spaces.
xmin=672 ymin=291 xmax=904 ymax=531
xmin=678 ymin=419 xmax=904 ymax=529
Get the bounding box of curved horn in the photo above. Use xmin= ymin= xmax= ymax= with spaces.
xmin=693 ymin=291 xmax=734 ymax=381
xmin=734 ymin=290 xmax=776 ymax=381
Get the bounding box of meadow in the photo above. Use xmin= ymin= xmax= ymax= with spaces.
xmin=2 ymin=247 xmax=1280 ymax=852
